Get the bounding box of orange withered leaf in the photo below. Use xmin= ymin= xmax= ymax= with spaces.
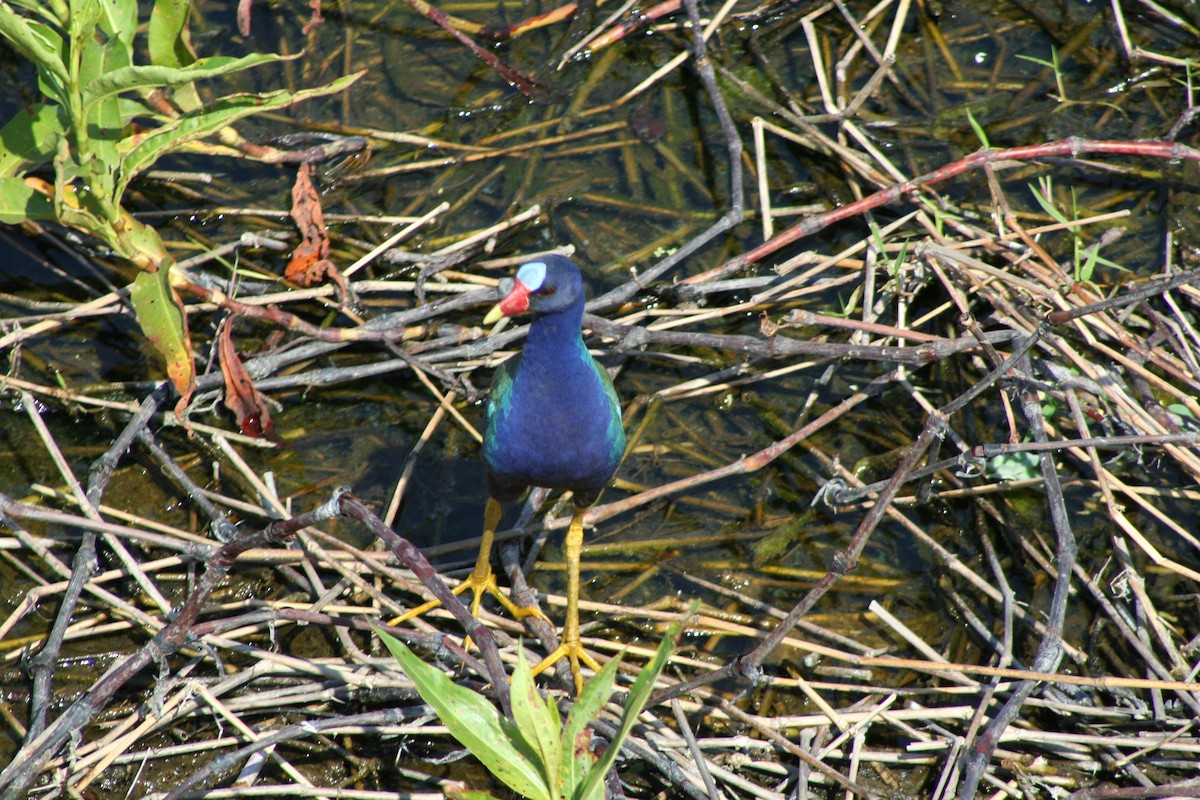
xmin=217 ymin=320 xmax=275 ymax=439
xmin=285 ymin=162 xmax=341 ymax=288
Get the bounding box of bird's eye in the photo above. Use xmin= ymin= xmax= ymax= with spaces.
xmin=539 ymin=286 xmax=556 ymax=296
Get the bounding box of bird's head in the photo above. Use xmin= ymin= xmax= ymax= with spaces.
xmin=483 ymin=255 xmax=583 ymax=325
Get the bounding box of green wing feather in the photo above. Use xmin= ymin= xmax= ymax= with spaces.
xmin=486 ymin=354 xmax=518 ymax=420
xmin=582 ymin=341 xmax=626 ymax=463
xmin=484 ymin=355 xmax=520 ymax=468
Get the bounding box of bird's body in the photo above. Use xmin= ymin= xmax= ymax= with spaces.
xmin=481 ymin=255 xmax=624 ymax=691
xmin=395 ymin=254 xmax=624 ymax=693
xmin=483 ymin=273 xmax=624 ymax=507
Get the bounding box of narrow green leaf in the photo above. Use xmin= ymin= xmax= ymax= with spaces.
xmin=0 ymin=8 xmax=69 ymax=89
xmin=4 ymin=0 xmax=61 ymax=26
xmin=510 ymin=645 xmax=561 ymax=796
xmin=1015 ymin=53 xmax=1055 ymax=70
xmin=129 ymin=266 xmax=195 ymax=403
xmin=561 ymin=654 xmax=620 ymax=798
xmin=577 ymin=609 xmax=689 ymax=800
xmin=1079 ymin=242 xmax=1099 ymax=284
xmin=966 ymin=108 xmax=989 ymax=149
xmin=115 ymin=72 xmax=363 ymax=198
xmin=0 ymin=103 xmax=68 ymax=178
xmin=374 ymin=627 xmax=552 ymax=800
xmin=1029 ymin=177 xmax=1067 ymax=225
xmin=868 ymin=221 xmax=885 ymax=257
xmin=83 ymin=52 xmax=290 ymax=109
xmin=0 ymin=177 xmax=55 ymax=223
xmin=1093 ymin=252 xmax=1129 ymax=272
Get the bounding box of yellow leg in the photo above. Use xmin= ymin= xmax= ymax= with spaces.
xmin=390 ymin=498 xmax=541 ymax=624
xmin=391 ymin=498 xmax=499 ymax=624
xmin=532 ymin=507 xmax=601 ymax=694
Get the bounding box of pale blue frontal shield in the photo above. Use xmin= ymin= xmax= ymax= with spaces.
xmin=515 ymin=261 xmax=547 ymax=291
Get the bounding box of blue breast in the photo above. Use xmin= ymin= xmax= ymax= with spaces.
xmin=484 ymin=311 xmax=624 ymax=507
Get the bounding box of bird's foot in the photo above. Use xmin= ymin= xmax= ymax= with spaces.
xmin=389 ymin=568 xmax=547 ymax=625
xmin=485 ymin=574 xmax=551 ymax=623
xmin=531 ymin=636 xmax=601 ymax=695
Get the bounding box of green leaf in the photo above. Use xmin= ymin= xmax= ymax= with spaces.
xmin=147 ymin=0 xmax=202 ymax=110
xmin=561 ymin=653 xmax=620 ymax=798
xmin=1092 ymin=251 xmax=1129 ymax=273
xmin=0 ymin=103 xmax=68 ymax=178
xmin=868 ymin=221 xmax=886 ymax=259
xmin=78 ymin=29 xmax=131 ymax=207
xmin=52 ymin=136 xmax=107 ymax=233
xmin=66 ymin=0 xmax=104 ymax=103
xmin=966 ymin=108 xmax=989 ymax=149
xmin=510 ymin=645 xmax=561 ymax=797
xmin=148 ymin=0 xmax=196 ymax=68
xmin=577 ymin=612 xmax=685 ymax=800
xmin=0 ymin=177 xmax=55 ymax=223
xmin=95 ymin=0 xmax=137 ymax=51
xmin=1015 ymin=53 xmax=1054 ymax=70
xmin=1078 ymin=240 xmax=1099 ymax=283
xmin=129 ymin=266 xmax=195 ymax=402
xmin=0 ymin=8 xmax=69 ymax=92
xmin=4 ymin=0 xmax=61 ymax=26
xmin=1029 ymin=176 xmax=1067 ymax=225
xmin=374 ymin=626 xmax=552 ymax=800
xmin=83 ymin=52 xmax=290 ymax=110
xmin=114 ymin=72 xmax=364 ymax=198
xmin=78 ymin=8 xmax=118 ymax=92
xmin=1168 ymin=403 xmax=1196 ymax=419
xmin=67 ymin=0 xmax=103 ymax=39
xmin=988 ymin=449 xmax=1040 ymax=482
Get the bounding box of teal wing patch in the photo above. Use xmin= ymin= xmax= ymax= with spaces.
xmin=487 ymin=355 xmax=519 ymax=416
xmin=485 ymin=355 xmax=520 ymax=456
xmin=586 ymin=345 xmax=627 ymax=463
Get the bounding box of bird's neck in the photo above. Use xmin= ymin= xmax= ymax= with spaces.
xmin=524 ymin=303 xmax=587 ymax=370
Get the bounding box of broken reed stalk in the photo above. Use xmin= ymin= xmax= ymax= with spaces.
xmin=0 ymin=487 xmax=514 ymax=798
xmin=0 ymin=495 xmax=342 ymax=797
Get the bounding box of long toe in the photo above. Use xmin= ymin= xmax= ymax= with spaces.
xmin=389 ymin=568 xmax=491 ymax=625
xmin=531 ymin=639 xmax=602 ymax=695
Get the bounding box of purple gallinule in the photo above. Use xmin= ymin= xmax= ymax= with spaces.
xmin=398 ymin=255 xmax=625 ymax=692
xmin=480 ymin=255 xmax=625 ymax=691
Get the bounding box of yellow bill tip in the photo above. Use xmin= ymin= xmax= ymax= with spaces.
xmin=483 ymin=303 xmax=505 ymax=326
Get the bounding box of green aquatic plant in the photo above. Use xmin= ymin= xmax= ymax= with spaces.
xmin=375 ymin=616 xmax=682 ymax=800
xmin=1028 ymin=175 xmax=1128 ymax=287
xmin=0 ymin=0 xmax=360 ymax=404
